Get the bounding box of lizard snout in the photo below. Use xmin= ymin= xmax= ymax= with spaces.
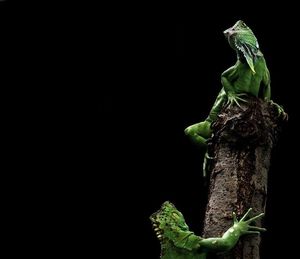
xmin=223 ymin=29 xmax=234 ymax=38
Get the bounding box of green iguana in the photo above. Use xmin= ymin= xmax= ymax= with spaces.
xmin=150 ymin=201 xmax=265 ymax=259
xmin=184 ymin=20 xmax=286 ymax=175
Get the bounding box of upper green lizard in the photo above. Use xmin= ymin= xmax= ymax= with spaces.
xmin=150 ymin=201 xmax=265 ymax=259
xmin=184 ymin=20 xmax=285 ymax=175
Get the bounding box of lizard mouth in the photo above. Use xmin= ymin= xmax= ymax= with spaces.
xmin=150 ymin=215 xmax=164 ymax=241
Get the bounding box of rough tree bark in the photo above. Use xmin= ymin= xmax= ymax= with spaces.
xmin=202 ymin=97 xmax=285 ymax=259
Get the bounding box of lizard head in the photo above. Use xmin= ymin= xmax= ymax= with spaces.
xmin=223 ymin=20 xmax=260 ymax=73
xmin=150 ymin=201 xmax=189 ymax=242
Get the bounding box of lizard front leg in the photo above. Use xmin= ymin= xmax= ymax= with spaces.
xmin=221 ymin=65 xmax=247 ymax=107
xmin=199 ymin=208 xmax=265 ymax=252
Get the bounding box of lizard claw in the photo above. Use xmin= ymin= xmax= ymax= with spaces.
xmin=226 ymin=92 xmax=248 ymax=108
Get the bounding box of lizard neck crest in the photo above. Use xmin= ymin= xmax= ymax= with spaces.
xmin=223 ymin=20 xmax=262 ymax=73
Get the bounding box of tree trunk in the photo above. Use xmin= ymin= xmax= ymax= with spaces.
xmin=202 ymin=97 xmax=284 ymax=259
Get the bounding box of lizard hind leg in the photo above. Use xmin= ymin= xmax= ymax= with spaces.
xmin=184 ymin=121 xmax=212 ymax=147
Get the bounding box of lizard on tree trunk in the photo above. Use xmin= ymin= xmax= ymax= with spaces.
xmin=184 ymin=20 xmax=286 ymax=176
xmin=150 ymin=201 xmax=265 ymax=259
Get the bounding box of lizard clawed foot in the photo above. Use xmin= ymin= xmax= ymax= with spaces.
xmin=226 ymin=92 xmax=248 ymax=108
xmin=269 ymin=101 xmax=288 ymax=121
xmin=233 ymin=208 xmax=266 ymax=235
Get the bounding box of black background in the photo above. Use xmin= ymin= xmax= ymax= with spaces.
xmin=2 ymin=1 xmax=299 ymax=258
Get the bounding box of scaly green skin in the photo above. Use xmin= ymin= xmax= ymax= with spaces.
xmin=150 ymin=201 xmax=265 ymax=259
xmin=184 ymin=21 xmax=285 ymax=172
